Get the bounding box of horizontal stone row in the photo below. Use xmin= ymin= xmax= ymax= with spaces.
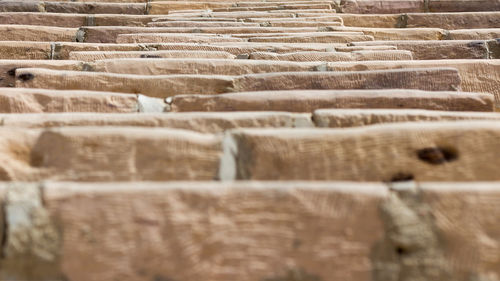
xmin=1 ymin=121 xmax=500 ymax=181
xmin=0 ymin=181 xmax=498 ymax=281
xmin=0 ymin=88 xmax=493 ymax=113
xmin=14 ymin=67 xmax=462 ymax=97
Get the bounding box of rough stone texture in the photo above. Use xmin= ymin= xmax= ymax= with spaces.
xmin=169 ymin=90 xmax=493 ymax=112
xmin=0 ymin=60 xmax=82 ymax=87
xmin=0 ymin=112 xmax=314 ymax=133
xmin=69 ymin=50 xmax=236 ymax=62
xmin=0 ymin=127 xmax=222 ymax=181
xmin=0 ymin=88 xmax=140 ymax=113
xmin=0 ymin=25 xmax=78 ymax=42
xmin=227 ymin=121 xmax=500 ymax=181
xmin=15 ymin=68 xmax=462 ymax=97
xmin=313 ymin=109 xmax=500 ymax=128
xmin=41 ymin=181 xmax=387 ymax=281
xmin=248 ymin=50 xmax=413 ymax=61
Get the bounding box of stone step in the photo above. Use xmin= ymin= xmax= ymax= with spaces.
xmin=0 ymin=112 xmax=312 ymax=132
xmin=313 ymin=109 xmax=500 ymax=127
xmin=336 ymin=0 xmax=500 ymax=13
xmin=1 ymin=181 xmax=498 ymax=280
xmin=0 ymin=88 xmax=162 ymax=113
xmin=0 ymin=1 xmax=148 ymax=14
xmin=0 ymin=25 xmax=78 ymax=42
xmin=15 ymin=68 xmax=462 ymax=98
xmin=222 ymin=121 xmax=500 ymax=181
xmin=247 ymin=50 xmax=413 ymax=61
xmin=0 ymin=60 xmax=82 ymax=87
xmin=329 ymin=26 xmax=447 ymax=40
xmin=69 ymin=50 xmax=236 ymax=61
xmin=167 ymin=90 xmax=493 ymax=112
xmin=0 ymin=126 xmax=222 ymax=181
xmin=350 ymin=39 xmax=499 ymax=60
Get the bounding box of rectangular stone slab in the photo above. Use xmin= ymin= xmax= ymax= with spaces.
xmin=0 ymin=112 xmax=313 ymax=133
xmin=116 ymin=33 xmax=246 ymax=44
xmin=350 ymin=40 xmax=490 ymax=60
xmin=44 ymin=2 xmax=147 ymax=14
xmin=337 ymin=0 xmax=425 ymax=13
xmin=69 ymin=50 xmax=236 ymax=61
xmin=0 ymin=88 xmax=140 ymax=113
xmin=446 ymin=29 xmax=500 ymax=40
xmin=0 ymin=60 xmax=83 ymax=87
xmin=248 ymin=50 xmax=413 ymax=61
xmin=225 ymin=121 xmax=500 ymax=181
xmin=0 ymin=25 xmax=78 ymax=42
xmin=0 ymin=13 xmax=160 ymax=27
xmin=168 ymin=90 xmax=493 ymax=112
xmin=147 ymin=21 xmax=261 ymax=27
xmin=15 ymin=68 xmax=462 ymax=98
xmin=80 ymin=26 xmax=327 ymax=43
xmin=428 ymin=0 xmax=500 ymax=12
xmin=247 ymin=33 xmax=374 ymax=43
xmin=405 ymin=12 xmax=500 ymax=29
xmin=329 ymin=27 xmax=446 ymax=40
xmin=0 ymin=127 xmax=222 ymax=181
xmin=322 ymin=60 xmax=500 ymax=106
xmin=313 ymin=109 xmax=500 ymax=128
xmin=0 ymin=42 xmax=52 ymax=60
xmin=25 ymin=181 xmax=386 ymax=281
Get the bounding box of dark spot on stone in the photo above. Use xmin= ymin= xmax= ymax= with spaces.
xmin=293 ymin=238 xmax=302 ymax=249
xmin=417 ymin=147 xmax=458 ymax=165
xmin=17 ymin=73 xmax=35 ymax=82
xmin=7 ymin=68 xmax=17 ymax=77
xmin=390 ymin=172 xmax=414 ymax=182
xmin=140 ymin=54 xmax=161 ymax=58
xmin=262 ymin=268 xmax=322 ymax=281
xmin=395 ymin=246 xmax=407 ymax=256
xmin=467 ymin=41 xmax=485 ymax=48
xmin=30 ymin=151 xmax=44 ymax=167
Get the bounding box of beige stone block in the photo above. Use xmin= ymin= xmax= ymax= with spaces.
xmin=0 ymin=60 xmax=82 ymax=87
xmin=338 ymin=0 xmax=425 ymax=13
xmin=169 ymin=90 xmax=492 ymax=112
xmin=0 ymin=112 xmax=313 ymax=132
xmin=248 ymin=50 xmax=413 ymax=61
xmin=0 ymin=25 xmax=78 ymax=42
xmin=313 ymin=109 xmax=500 ymax=128
xmin=0 ymin=88 xmax=139 ymax=113
xmin=69 ymin=50 xmax=236 ymax=62
xmin=226 ymin=121 xmax=500 ymax=181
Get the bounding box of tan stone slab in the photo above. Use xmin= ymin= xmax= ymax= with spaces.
xmin=0 ymin=88 xmax=139 ymax=113
xmin=116 ymin=33 xmax=245 ymax=44
xmin=337 ymin=14 xmax=400 ymax=28
xmin=0 ymin=41 xmax=51 ymax=60
xmin=91 ymin=58 xmax=321 ymax=75
xmin=148 ymin=1 xmax=236 ymax=14
xmin=69 ymin=50 xmax=236 ymax=61
xmin=0 ymin=127 xmax=221 ymax=181
xmin=338 ymin=0 xmax=425 ymax=13
xmin=0 ymin=1 xmax=44 ymax=12
xmin=0 ymin=60 xmax=83 ymax=87
xmin=447 ymin=29 xmax=500 ymax=40
xmin=80 ymin=26 xmax=326 ymax=43
xmin=36 ymin=181 xmax=387 ymax=281
xmin=0 ymin=25 xmax=77 ymax=42
xmin=168 ymin=90 xmax=492 ymax=113
xmin=247 ymin=33 xmax=374 ymax=43
xmin=264 ymin=21 xmax=343 ymax=27
xmin=313 ymin=109 xmax=500 ymax=128
xmin=329 ymin=26 xmax=446 ymax=40
xmin=428 ymin=0 xmax=500 ymax=12
xmin=211 ymin=5 xmax=332 ymax=12
xmin=147 ymin=21 xmax=261 ymax=27
xmin=15 ymin=68 xmax=461 ymax=97
xmin=0 ymin=12 xmax=86 ymax=27
xmin=44 ymin=2 xmax=147 ymax=14
xmin=322 ymin=60 xmax=500 ymax=106
xmin=350 ymin=40 xmax=490 ymax=60
xmin=335 ymin=45 xmax=397 ymax=52
xmin=230 ymin=31 xmax=364 ymax=38
xmin=51 ymin=42 xmax=343 ymax=60
xmin=248 ymin=50 xmax=413 ymax=61
xmin=415 ymin=183 xmax=500 ymax=280
xmin=405 ymin=12 xmax=500 ymax=29
xmin=227 ymin=121 xmax=500 ymax=181
xmin=244 ymin=15 xmax=343 ymax=23
xmin=0 ymin=112 xmax=313 ymax=132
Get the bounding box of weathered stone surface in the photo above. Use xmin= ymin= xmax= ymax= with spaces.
xmin=116 ymin=33 xmax=246 ymax=44
xmin=446 ymin=28 xmax=500 ymax=40
xmin=0 ymin=127 xmax=221 ymax=181
xmin=405 ymin=12 xmax=500 ymax=29
xmin=338 ymin=0 xmax=425 ymax=13
xmin=41 ymin=181 xmax=387 ymax=281
xmin=168 ymin=90 xmax=493 ymax=112
xmin=248 ymin=50 xmax=413 ymax=61
xmin=44 ymin=2 xmax=147 ymax=14
xmin=0 ymin=25 xmax=78 ymax=42
xmin=350 ymin=40 xmax=490 ymax=60
xmin=15 ymin=68 xmax=462 ymax=97
xmin=0 ymin=60 xmax=82 ymax=87
xmin=0 ymin=88 xmax=140 ymax=113
xmin=0 ymin=112 xmax=313 ymax=132
xmin=313 ymin=109 xmax=500 ymax=128
xmin=0 ymin=42 xmax=52 ymax=60
xmin=428 ymin=0 xmax=500 ymax=12
xmin=69 ymin=50 xmax=236 ymax=61
xmin=246 ymin=32 xmax=374 ymax=43
xmin=225 ymin=121 xmax=500 ymax=181
xmin=330 ymin=26 xmax=447 ymax=40
xmin=323 ymin=60 xmax=500 ymax=106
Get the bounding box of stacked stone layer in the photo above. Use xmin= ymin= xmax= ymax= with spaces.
xmin=0 ymin=0 xmax=499 ymax=280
